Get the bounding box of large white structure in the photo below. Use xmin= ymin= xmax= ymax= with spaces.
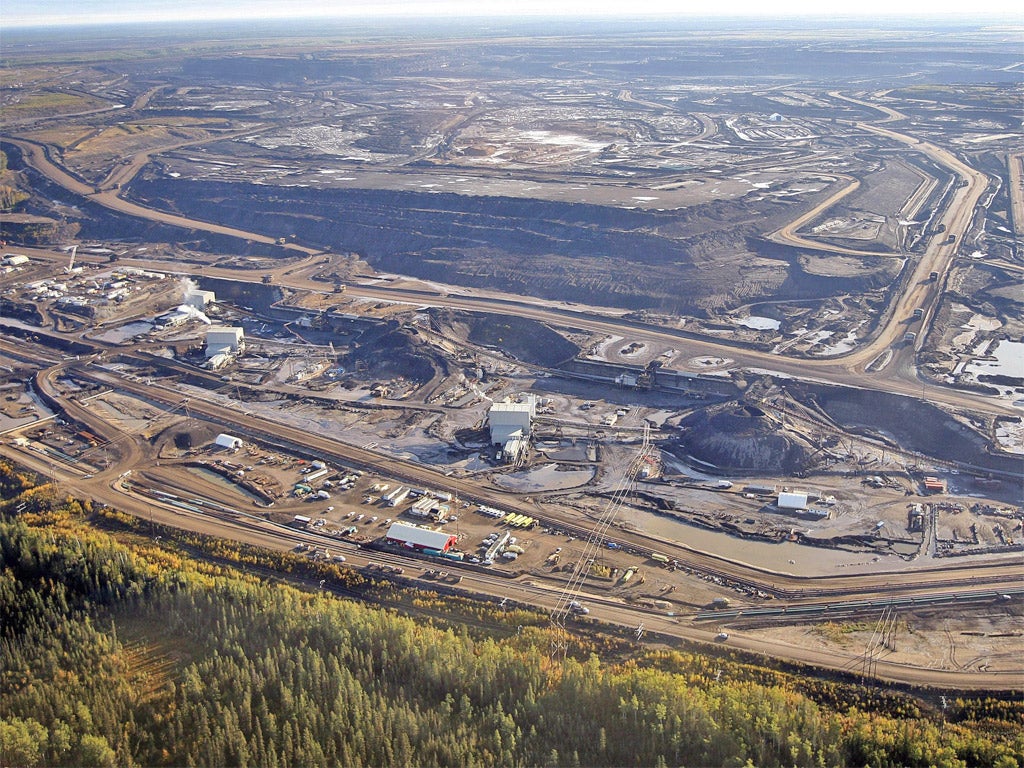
xmin=155 ymin=308 xmax=192 ymax=328
xmin=215 ymin=433 xmax=243 ymax=450
xmin=2 ymin=254 xmax=29 ymax=266
xmin=384 ymin=521 xmax=457 ymax=552
xmin=206 ymin=352 xmax=233 ymax=370
xmin=184 ymin=289 xmax=215 ymax=309
xmin=205 ymin=326 xmax=244 ymax=358
xmin=777 ymin=492 xmax=809 ymax=510
xmin=488 ymin=401 xmax=534 ymax=445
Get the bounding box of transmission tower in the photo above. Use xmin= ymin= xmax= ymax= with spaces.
xmin=550 ymin=423 xmax=654 ymax=660
xmin=860 ymin=602 xmax=899 ymax=679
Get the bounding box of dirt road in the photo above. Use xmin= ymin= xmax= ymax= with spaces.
xmin=3 ymin=137 xmax=320 ymax=257
xmin=5 ymin=86 xmax=1009 ymax=424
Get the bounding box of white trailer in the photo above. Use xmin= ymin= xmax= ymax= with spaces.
xmin=386 ymin=487 xmax=410 ymax=507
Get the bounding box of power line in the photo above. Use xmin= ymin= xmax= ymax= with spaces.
xmin=550 ymin=423 xmax=653 ymax=659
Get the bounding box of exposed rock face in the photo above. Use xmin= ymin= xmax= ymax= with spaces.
xmin=669 ymin=403 xmax=814 ymax=475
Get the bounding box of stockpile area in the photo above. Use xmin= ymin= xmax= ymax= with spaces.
xmin=669 ymin=403 xmax=816 ymax=476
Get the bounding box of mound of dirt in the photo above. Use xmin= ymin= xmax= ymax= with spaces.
xmin=669 ymin=403 xmax=815 ymax=475
xmin=166 ymin=423 xmax=219 ymax=452
xmin=343 ymin=321 xmax=444 ymax=383
xmin=792 ymin=382 xmax=1021 ymax=474
xmin=429 ymin=308 xmax=579 ymax=367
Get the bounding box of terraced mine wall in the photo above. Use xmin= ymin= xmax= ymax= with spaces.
xmin=129 ymin=176 xmax=860 ymax=315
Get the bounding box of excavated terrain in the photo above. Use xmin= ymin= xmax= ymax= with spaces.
xmin=428 ymin=309 xmax=580 ymax=368
xmin=668 ymin=403 xmax=817 ymax=476
xmin=127 ymin=175 xmax=849 ymax=316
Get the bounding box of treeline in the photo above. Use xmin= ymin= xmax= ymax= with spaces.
xmin=0 ymin=467 xmax=1021 ymax=767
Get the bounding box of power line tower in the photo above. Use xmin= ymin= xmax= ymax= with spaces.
xmin=550 ymin=423 xmax=654 ymax=660
xmin=861 ymin=602 xmax=899 ymax=680
xmin=49 ymin=462 xmax=60 ymax=499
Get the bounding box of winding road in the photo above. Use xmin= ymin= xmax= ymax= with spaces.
xmin=2 ymin=91 xmax=1021 ymax=690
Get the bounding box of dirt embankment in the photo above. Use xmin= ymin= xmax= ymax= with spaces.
xmin=430 ymin=309 xmax=579 ymax=368
xmin=338 ymin=322 xmax=444 ymax=385
xmin=2 ymin=142 xmax=289 ymax=256
xmin=658 ymin=379 xmax=1020 ymax=479
xmin=791 ymin=382 xmax=1021 ymax=475
xmin=668 ymin=403 xmax=816 ymax=476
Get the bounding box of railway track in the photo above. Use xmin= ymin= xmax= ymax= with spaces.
xmin=6 ymin=368 xmax=1022 ymax=689
xmin=36 ymin=360 xmax=1022 ymax=606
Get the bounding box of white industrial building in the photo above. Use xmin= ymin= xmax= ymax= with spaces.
xmin=777 ymin=491 xmax=809 ymax=510
xmin=205 ymin=326 xmax=244 ymax=358
xmin=154 ymin=308 xmax=192 ymax=328
xmin=488 ymin=401 xmax=534 ymax=444
xmin=184 ymin=289 xmax=215 ymax=309
xmin=501 ymin=436 xmax=527 ymax=464
xmin=384 ymin=521 xmax=457 ymax=553
xmin=2 ymin=254 xmax=29 ymax=266
xmin=488 ymin=400 xmax=535 ymax=464
xmin=214 ymin=433 xmax=243 ymax=450
xmin=206 ymin=352 xmax=233 ymax=370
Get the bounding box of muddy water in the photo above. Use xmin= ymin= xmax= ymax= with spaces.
xmin=617 ymin=505 xmax=927 ymax=577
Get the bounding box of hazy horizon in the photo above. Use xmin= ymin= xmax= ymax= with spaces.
xmin=3 ymin=0 xmax=1021 ymax=29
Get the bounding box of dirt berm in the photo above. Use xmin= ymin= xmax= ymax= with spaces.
xmin=428 ymin=309 xmax=579 ymax=368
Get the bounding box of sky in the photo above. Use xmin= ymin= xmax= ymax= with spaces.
xmin=3 ymin=0 xmax=1021 ymax=28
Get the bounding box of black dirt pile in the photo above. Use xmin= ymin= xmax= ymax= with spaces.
xmin=168 ymin=424 xmax=218 ymax=451
xmin=791 ymin=383 xmax=1022 ymax=475
xmin=667 ymin=403 xmax=815 ymax=476
xmin=343 ymin=322 xmax=443 ymax=384
xmin=429 ymin=309 xmax=579 ymax=368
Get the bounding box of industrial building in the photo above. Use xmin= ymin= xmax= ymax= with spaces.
xmin=184 ymin=289 xmax=215 ymax=309
xmin=488 ymin=400 xmax=534 ymax=443
xmin=155 ymin=308 xmax=193 ymax=328
xmin=205 ymin=326 xmax=245 ymax=358
xmin=777 ymin=492 xmax=809 ymax=510
xmin=2 ymin=254 xmax=29 ymax=266
xmin=488 ymin=400 xmax=535 ymax=463
xmin=206 ymin=352 xmax=233 ymax=370
xmin=384 ymin=521 xmax=457 ymax=553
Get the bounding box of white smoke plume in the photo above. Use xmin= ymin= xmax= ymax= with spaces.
xmin=175 ymin=303 xmax=212 ymax=324
xmin=179 ymin=276 xmax=199 ymax=299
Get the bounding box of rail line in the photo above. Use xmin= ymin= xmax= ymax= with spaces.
xmin=38 ymin=360 xmax=1021 ymax=603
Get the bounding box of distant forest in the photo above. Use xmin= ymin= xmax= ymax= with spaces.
xmin=1 ymin=460 xmax=1021 ymax=768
